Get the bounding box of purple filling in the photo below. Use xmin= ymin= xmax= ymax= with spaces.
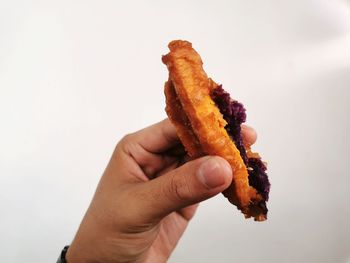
xmin=211 ymin=85 xmax=270 ymax=210
xmin=248 ymin=158 xmax=270 ymax=201
xmin=211 ymin=86 xmax=248 ymax=164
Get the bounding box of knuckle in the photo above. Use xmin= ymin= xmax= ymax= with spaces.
xmin=116 ymin=133 xmax=135 ymax=151
xmin=120 ymin=133 xmax=134 ymax=145
xmin=167 ymin=173 xmax=192 ymax=203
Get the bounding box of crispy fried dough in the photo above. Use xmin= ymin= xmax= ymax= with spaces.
xmin=162 ymin=40 xmax=266 ymax=220
xmin=165 ymin=80 xmax=203 ymax=158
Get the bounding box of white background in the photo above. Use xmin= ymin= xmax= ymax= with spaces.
xmin=1 ymin=1 xmax=350 ymax=262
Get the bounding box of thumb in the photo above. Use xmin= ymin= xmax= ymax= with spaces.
xmin=136 ymin=156 xmax=232 ymax=221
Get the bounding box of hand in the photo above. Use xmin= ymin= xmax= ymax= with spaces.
xmin=66 ymin=119 xmax=257 ymax=263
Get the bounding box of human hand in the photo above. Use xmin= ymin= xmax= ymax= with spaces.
xmin=66 ymin=119 xmax=257 ymax=263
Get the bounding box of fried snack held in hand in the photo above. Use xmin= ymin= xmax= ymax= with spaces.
xmin=162 ymin=40 xmax=270 ymax=221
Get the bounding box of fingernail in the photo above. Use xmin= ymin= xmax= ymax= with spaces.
xmin=197 ymin=157 xmax=232 ymax=188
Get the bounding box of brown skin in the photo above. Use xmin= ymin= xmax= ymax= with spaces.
xmin=66 ymin=119 xmax=257 ymax=263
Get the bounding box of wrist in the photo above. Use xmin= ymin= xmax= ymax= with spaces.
xmin=65 ymin=246 xmax=77 ymax=263
xmin=65 ymin=242 xmax=96 ymax=263
xmin=57 ymin=246 xmax=69 ymax=263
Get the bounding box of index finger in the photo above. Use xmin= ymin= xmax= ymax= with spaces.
xmin=133 ymin=119 xmax=257 ymax=154
xmin=134 ymin=118 xmax=180 ymax=153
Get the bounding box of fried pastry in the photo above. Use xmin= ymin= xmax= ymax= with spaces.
xmin=162 ymin=40 xmax=270 ymax=221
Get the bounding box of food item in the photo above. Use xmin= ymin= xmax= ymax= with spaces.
xmin=162 ymin=40 xmax=270 ymax=221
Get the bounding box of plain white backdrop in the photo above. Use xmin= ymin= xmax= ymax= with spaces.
xmin=1 ymin=1 xmax=350 ymax=262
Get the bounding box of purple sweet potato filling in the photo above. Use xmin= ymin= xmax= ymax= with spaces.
xmin=211 ymin=85 xmax=270 ymax=210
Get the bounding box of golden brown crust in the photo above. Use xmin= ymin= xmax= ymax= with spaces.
xmin=164 ymin=80 xmax=203 ymax=158
xmin=163 ymin=40 xmax=266 ymax=220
